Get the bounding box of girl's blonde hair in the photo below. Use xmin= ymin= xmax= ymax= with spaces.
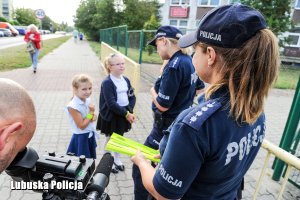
xmin=202 ymin=29 xmax=279 ymax=124
xmin=167 ymin=38 xmax=193 ymax=55
xmin=72 ymin=74 xmax=92 ymax=89
xmin=103 ymin=53 xmax=124 ymax=74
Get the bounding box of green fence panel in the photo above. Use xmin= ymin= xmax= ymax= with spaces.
xmin=100 ymin=25 xmax=128 ymax=55
xmin=127 ymin=30 xmax=142 ymax=63
xmin=272 ymin=76 xmax=300 ymax=187
xmin=99 ymin=26 xmax=200 ymax=64
xmin=100 ymin=26 xmax=161 ymax=64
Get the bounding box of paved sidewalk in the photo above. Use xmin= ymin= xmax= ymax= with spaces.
xmin=0 ymin=38 xmax=299 ymax=199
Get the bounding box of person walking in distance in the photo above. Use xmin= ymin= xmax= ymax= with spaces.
xmin=132 ymin=26 xmax=199 ymax=200
xmin=73 ymin=29 xmax=79 ymax=43
xmin=96 ymin=53 xmax=136 ymax=174
xmin=131 ymin=4 xmax=279 ymax=200
xmin=24 ymin=24 xmax=41 ymax=73
xmin=66 ymin=74 xmax=98 ymax=159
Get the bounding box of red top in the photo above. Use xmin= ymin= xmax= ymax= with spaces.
xmin=24 ymin=31 xmax=41 ymax=49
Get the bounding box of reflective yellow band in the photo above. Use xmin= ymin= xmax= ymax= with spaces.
xmin=86 ymin=113 xmax=93 ymax=120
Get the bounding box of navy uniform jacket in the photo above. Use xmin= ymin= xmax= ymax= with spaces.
xmin=152 ymin=50 xmax=198 ymax=118
xmin=154 ymin=87 xmax=265 ymax=199
xmin=99 ymin=75 xmax=136 ymax=121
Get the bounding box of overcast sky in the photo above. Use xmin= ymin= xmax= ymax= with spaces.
xmin=13 ymin=0 xmax=81 ymax=26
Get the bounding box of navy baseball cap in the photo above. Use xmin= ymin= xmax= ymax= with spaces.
xmin=179 ymin=4 xmax=267 ymax=48
xmin=148 ymin=25 xmax=183 ymax=46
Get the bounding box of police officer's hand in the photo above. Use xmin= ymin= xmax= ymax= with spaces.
xmin=131 ymin=148 xmax=149 ymax=166
xmin=154 ymin=154 xmax=161 ymax=159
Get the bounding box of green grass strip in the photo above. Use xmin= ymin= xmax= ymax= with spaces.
xmin=0 ymin=36 xmax=71 ymax=71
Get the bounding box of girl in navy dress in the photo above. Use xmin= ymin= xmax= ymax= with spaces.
xmin=97 ymin=53 xmax=136 ymax=173
xmin=66 ymin=74 xmax=98 ymax=159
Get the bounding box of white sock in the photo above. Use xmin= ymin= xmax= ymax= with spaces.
xmin=102 ymin=136 xmax=110 ymax=154
xmin=113 ymin=152 xmax=123 ymax=166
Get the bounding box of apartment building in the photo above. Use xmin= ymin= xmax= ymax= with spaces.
xmin=293 ymin=0 xmax=300 ymax=24
xmin=0 ymin=0 xmax=13 ymax=20
xmin=160 ymin=0 xmax=300 ymax=34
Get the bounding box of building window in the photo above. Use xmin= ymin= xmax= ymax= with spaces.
xmin=228 ymin=0 xmax=240 ymax=3
xmin=170 ymin=20 xmax=177 ymax=26
xmin=296 ymin=0 xmax=300 ymax=9
xmin=171 ymin=0 xmax=190 ymax=6
xmin=198 ymin=0 xmax=220 ymax=6
xmin=179 ymin=20 xmax=188 ymax=26
xmin=169 ymin=19 xmax=188 ymax=34
xmin=287 ymin=34 xmax=300 ymax=46
xmin=171 ymin=0 xmax=180 ymax=5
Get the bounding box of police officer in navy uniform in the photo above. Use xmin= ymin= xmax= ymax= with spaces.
xmin=132 ymin=26 xmax=203 ymax=200
xmin=131 ymin=4 xmax=279 ymax=200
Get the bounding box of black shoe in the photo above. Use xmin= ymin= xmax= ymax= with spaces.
xmin=111 ymin=165 xmax=119 ymax=174
xmin=114 ymin=162 xmax=125 ymax=171
xmin=33 ymin=69 xmax=36 ymax=73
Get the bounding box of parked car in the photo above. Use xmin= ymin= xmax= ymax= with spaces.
xmin=0 ymin=30 xmax=4 ymax=37
xmin=55 ymin=31 xmax=67 ymax=35
xmin=0 ymin=28 xmax=12 ymax=37
xmin=16 ymin=28 xmax=26 ymax=35
xmin=15 ymin=26 xmax=27 ymax=35
xmin=0 ymin=22 xmax=19 ymax=36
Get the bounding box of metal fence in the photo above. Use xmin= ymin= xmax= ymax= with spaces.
xmin=272 ymin=76 xmax=300 ymax=188
xmin=99 ymin=25 xmax=128 ymax=55
xmin=255 ymin=139 xmax=300 ymax=199
xmin=100 ymin=25 xmax=160 ymax=64
xmin=99 ymin=25 xmax=198 ymax=64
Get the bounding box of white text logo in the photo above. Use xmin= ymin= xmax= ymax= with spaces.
xmin=199 ymin=30 xmax=221 ymax=41
xmin=158 ymin=164 xmax=182 ymax=188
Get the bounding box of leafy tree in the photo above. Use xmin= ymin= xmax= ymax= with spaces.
xmin=0 ymin=16 xmax=8 ymax=22
xmin=52 ymin=22 xmax=61 ymax=32
xmin=123 ymin=0 xmax=161 ymax=30
xmin=144 ymin=14 xmax=160 ymax=55
xmin=94 ymin=0 xmax=124 ymax=29
xmin=15 ymin=8 xmax=39 ymax=26
xmin=144 ymin=15 xmax=160 ymax=30
xmin=74 ymin=0 xmax=99 ymax=40
xmin=75 ymin=0 xmax=124 ymax=41
xmin=93 ymin=0 xmax=124 ymax=42
xmin=61 ymin=22 xmax=68 ymax=31
xmin=74 ymin=0 xmax=161 ymax=41
xmin=240 ymin=0 xmax=293 ymax=45
xmin=41 ymin=16 xmax=52 ymax=30
xmin=9 ymin=20 xmax=19 ymax=25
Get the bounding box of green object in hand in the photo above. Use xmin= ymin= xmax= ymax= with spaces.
xmin=105 ymin=133 xmax=160 ymax=163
